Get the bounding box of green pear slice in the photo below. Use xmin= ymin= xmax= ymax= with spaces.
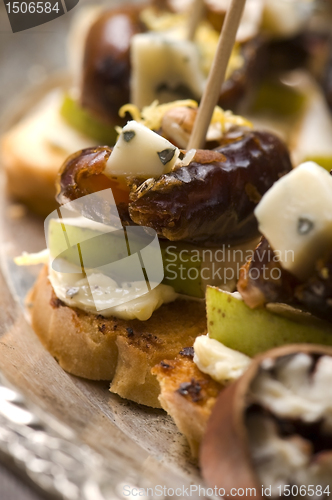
xmin=207 ymin=286 xmax=332 ymax=357
xmin=48 ymin=220 xmax=259 ymax=298
xmin=300 ymin=155 xmax=332 ymax=172
xmin=48 ymin=218 xmax=204 ymax=297
xmin=60 ymin=94 xmax=118 ymax=145
xmin=252 ymin=79 xmax=306 ymax=117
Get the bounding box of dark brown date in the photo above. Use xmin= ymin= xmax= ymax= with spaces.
xmin=129 ymin=131 xmax=292 ymax=244
xmin=81 ymin=1 xmax=264 ymax=122
xmin=57 ymin=146 xmax=112 ymax=204
xmin=323 ymin=40 xmax=332 ymax=111
xmin=81 ymin=5 xmax=146 ymax=124
xmin=238 ymin=238 xmax=301 ymax=308
xmin=238 ymin=238 xmax=332 ymax=323
xmin=56 ymin=146 xmax=132 ymax=225
xmin=57 ymin=131 xmax=292 ymax=244
xmin=218 ymin=37 xmax=265 ymax=113
xmin=296 ymin=250 xmax=332 ymax=323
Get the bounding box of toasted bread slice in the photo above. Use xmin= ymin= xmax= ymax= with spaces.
xmin=1 ymin=91 xmax=97 ymax=215
xmin=28 ymin=265 xmax=207 ymax=408
xmin=152 ymin=350 xmax=222 ymax=456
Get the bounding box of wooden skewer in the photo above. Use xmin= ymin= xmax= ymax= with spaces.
xmin=187 ymin=0 xmax=206 ymax=41
xmin=187 ymin=0 xmax=247 ymax=150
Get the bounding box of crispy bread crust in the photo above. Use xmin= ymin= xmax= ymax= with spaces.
xmin=28 ymin=266 xmax=207 ymax=408
xmin=152 ymin=352 xmax=222 ymax=456
xmin=1 ymin=121 xmax=64 ymax=215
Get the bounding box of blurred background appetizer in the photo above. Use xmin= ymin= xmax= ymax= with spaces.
xmin=1 ymin=0 xmax=332 ymax=214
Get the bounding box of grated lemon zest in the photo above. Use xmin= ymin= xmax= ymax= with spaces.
xmin=212 ymin=107 xmax=253 ymax=132
xmin=119 ymin=100 xmax=253 ymax=135
xmin=120 ymin=100 xmax=198 ymax=131
xmin=119 ymin=104 xmax=141 ymax=122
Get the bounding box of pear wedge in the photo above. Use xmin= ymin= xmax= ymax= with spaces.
xmin=207 ymin=286 xmax=332 ymax=357
xmin=60 ymin=94 xmax=118 ymax=145
xmin=48 ymin=218 xmax=204 ymax=297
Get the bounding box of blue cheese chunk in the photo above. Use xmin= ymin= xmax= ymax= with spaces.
xmin=193 ymin=335 xmax=251 ymax=385
xmin=131 ymin=32 xmax=205 ymax=109
xmin=255 ymin=162 xmax=332 ymax=281
xmin=105 ymin=121 xmax=180 ymax=178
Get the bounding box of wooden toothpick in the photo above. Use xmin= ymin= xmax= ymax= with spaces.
xmin=187 ymin=0 xmax=247 ymax=150
xmin=187 ymin=0 xmax=206 ymax=41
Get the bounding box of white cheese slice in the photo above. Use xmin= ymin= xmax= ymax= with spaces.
xmin=291 ymin=76 xmax=332 ymax=168
xmin=131 ymin=32 xmax=205 ymax=109
xmin=193 ymin=334 xmax=251 ymax=385
xmin=48 ymin=266 xmax=177 ymax=321
xmin=105 ymin=120 xmax=180 ymax=178
xmin=262 ymin=0 xmax=314 ymax=38
xmin=164 ymin=0 xmax=263 ymax=43
xmin=255 ymin=162 xmax=332 ymax=281
xmin=14 ymin=249 xmax=50 ymax=266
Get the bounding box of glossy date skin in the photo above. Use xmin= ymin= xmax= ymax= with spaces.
xmin=129 ymin=131 xmax=292 ymax=244
xmin=57 ymin=146 xmax=112 ymax=205
xmin=238 ymin=238 xmax=301 ymax=308
xmin=218 ymin=38 xmax=265 ymax=113
xmin=81 ymin=5 xmax=145 ymax=124
xmin=57 ymin=130 xmax=292 ymax=244
xmin=323 ymin=41 xmax=332 ymax=111
xmin=296 ymin=250 xmax=332 ymax=323
xmin=238 ymin=238 xmax=332 ymax=323
xmin=56 ymin=146 xmax=132 ymax=226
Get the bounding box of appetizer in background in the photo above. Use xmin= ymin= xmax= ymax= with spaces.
xmin=0 ymin=0 xmax=261 ymax=213
xmin=3 ymin=0 xmax=330 ymax=213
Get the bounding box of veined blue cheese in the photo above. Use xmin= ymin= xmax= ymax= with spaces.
xmin=255 ymin=162 xmax=332 ymax=281
xmin=130 ymin=32 xmax=205 ymax=109
xmin=104 ymin=121 xmax=180 ymax=178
